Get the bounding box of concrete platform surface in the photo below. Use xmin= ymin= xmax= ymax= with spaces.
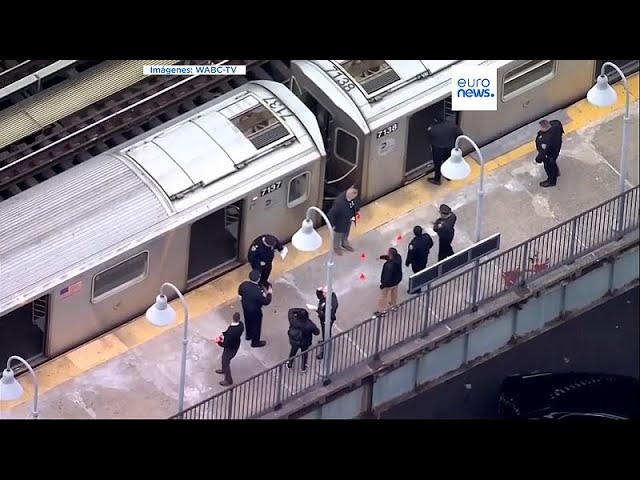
xmin=2 ymin=92 xmax=638 ymax=420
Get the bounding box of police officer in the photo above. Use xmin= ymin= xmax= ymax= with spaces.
xmin=433 ymin=204 xmax=457 ymax=261
xmin=248 ymin=234 xmax=284 ymax=289
xmin=535 ymin=119 xmax=564 ymax=188
xmin=427 ymin=117 xmax=463 ymax=186
xmin=315 ymin=286 xmax=339 ymax=360
xmin=405 ymin=225 xmax=434 ymax=273
xmin=237 ymin=269 xmax=272 ymax=348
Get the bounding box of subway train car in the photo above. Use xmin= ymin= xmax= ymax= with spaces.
xmin=289 ymin=59 xmax=636 ymax=204
xmin=2 ymin=60 xmax=638 ymax=368
xmin=0 ymin=80 xmax=326 ymax=367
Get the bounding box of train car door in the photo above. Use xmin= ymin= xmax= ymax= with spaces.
xmin=404 ymin=97 xmax=459 ymax=181
xmin=291 ymin=77 xmax=362 ymax=210
xmin=0 ymin=294 xmax=49 ymax=369
xmin=186 ymin=201 xmax=243 ymax=288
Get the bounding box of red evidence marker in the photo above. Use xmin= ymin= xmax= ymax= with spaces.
xmin=359 ymin=272 xmax=366 ymax=281
xmin=396 ymin=234 xmax=403 ymax=242
xmin=360 ymin=252 xmax=367 ymax=260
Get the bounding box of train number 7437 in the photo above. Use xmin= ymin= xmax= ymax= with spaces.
xmin=261 ymin=181 xmax=282 ymax=197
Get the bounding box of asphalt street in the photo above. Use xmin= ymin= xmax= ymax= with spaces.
xmin=381 ymin=286 xmax=639 ymax=419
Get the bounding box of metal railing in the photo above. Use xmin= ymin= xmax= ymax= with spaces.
xmin=172 ymin=185 xmax=640 ymax=419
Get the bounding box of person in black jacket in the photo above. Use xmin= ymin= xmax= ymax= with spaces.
xmin=327 ymin=186 xmax=361 ymax=256
xmin=237 ymin=269 xmax=272 ymax=348
xmin=405 ymin=225 xmax=434 ymax=273
xmin=433 ymin=204 xmax=457 ymax=261
xmin=215 ymin=311 xmax=244 ymax=386
xmin=247 ymin=234 xmax=284 ymax=288
xmin=315 ymin=286 xmax=339 ymax=360
xmin=376 ymin=247 xmax=403 ymax=315
xmin=286 ymin=308 xmax=320 ymax=372
xmin=427 ymin=117 xmax=463 ymax=186
xmin=535 ymin=119 xmax=564 ymax=188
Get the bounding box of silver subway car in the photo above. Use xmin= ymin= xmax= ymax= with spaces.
xmin=289 ymin=59 xmax=625 ymax=205
xmin=0 ymin=80 xmax=325 ymax=367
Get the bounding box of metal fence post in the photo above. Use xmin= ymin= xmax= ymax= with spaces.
xmin=568 ymin=217 xmax=578 ymax=264
xmin=471 ymin=260 xmax=481 ymax=311
xmin=616 ymin=190 xmax=627 ymax=240
xmin=275 ymin=363 xmax=285 ymax=410
xmin=421 ymin=283 xmax=432 ymax=335
xmin=518 ymin=241 xmax=530 ymax=287
xmin=226 ymin=388 xmax=234 ymax=420
xmin=372 ymin=313 xmax=384 ymax=362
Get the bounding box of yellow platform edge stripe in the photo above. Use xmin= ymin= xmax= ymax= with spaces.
xmin=3 ymin=73 xmax=638 ymax=413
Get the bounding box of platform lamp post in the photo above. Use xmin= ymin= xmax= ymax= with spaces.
xmin=0 ymin=355 xmax=40 ymax=419
xmin=441 ymin=135 xmax=486 ymax=308
xmin=291 ymin=206 xmax=335 ymax=385
xmin=587 ymin=62 xmax=632 ymax=237
xmin=145 ymin=282 xmax=190 ymax=414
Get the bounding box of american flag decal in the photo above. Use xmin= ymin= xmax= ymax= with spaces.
xmin=60 ymin=281 xmax=82 ymax=299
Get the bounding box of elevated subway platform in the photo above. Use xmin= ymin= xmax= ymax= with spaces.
xmin=1 ymin=78 xmax=638 ymax=419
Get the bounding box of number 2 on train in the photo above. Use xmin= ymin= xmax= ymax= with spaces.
xmin=261 ymin=181 xmax=282 ymax=196
xmin=377 ymin=123 xmax=398 ymax=139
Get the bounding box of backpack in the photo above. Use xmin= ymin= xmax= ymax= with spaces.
xmin=288 ymin=327 xmax=303 ymax=344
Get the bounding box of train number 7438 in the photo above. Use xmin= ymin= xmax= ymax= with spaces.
xmin=261 ymin=181 xmax=282 ymax=197
xmin=376 ymin=123 xmax=398 ymax=139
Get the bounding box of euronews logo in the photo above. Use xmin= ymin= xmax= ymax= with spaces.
xmin=451 ymin=65 xmax=498 ymax=111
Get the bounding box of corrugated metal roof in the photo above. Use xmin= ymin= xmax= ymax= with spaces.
xmin=0 ymin=59 xmax=179 ymax=149
xmin=0 ymin=154 xmax=168 ymax=308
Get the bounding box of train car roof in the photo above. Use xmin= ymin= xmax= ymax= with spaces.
xmin=0 ymin=80 xmax=325 ymax=314
xmin=292 ymin=60 xmax=507 ymax=133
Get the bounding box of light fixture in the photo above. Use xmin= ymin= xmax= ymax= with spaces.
xmin=587 ymin=74 xmax=618 ymax=107
xmin=145 ymin=294 xmax=176 ymax=327
xmin=0 ymin=368 xmax=24 ymax=401
xmin=291 ymin=218 xmax=323 ymax=252
xmin=441 ymin=147 xmax=472 ymax=181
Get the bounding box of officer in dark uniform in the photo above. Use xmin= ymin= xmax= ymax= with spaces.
xmin=405 ymin=225 xmax=434 ymax=273
xmin=315 ymin=286 xmax=339 ymax=360
xmin=535 ymin=119 xmax=564 ymax=188
xmin=237 ymin=269 xmax=272 ymax=348
xmin=427 ymin=117 xmax=463 ymax=186
xmin=247 ymin=234 xmax=284 ymax=289
xmin=433 ymin=204 xmax=457 ymax=261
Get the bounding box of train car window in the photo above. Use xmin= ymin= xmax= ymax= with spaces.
xmin=287 ymin=171 xmax=310 ymax=208
xmin=502 ymin=60 xmax=556 ymax=100
xmin=91 ymin=251 xmax=149 ymax=303
xmin=334 ymin=128 xmax=358 ymax=165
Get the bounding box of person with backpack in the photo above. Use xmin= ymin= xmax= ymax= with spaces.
xmin=286 ymin=307 xmax=320 ymax=372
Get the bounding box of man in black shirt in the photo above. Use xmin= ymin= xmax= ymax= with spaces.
xmin=427 ymin=118 xmax=463 ymax=186
xmin=248 ymin=234 xmax=284 ymax=289
xmin=433 ymin=204 xmax=457 ymax=261
xmin=238 ymin=269 xmax=272 ymax=348
xmin=405 ymin=225 xmax=434 ymax=273
xmin=535 ymin=119 xmax=564 ymax=188
xmin=215 ymin=312 xmax=244 ymax=386
xmin=315 ymin=286 xmax=339 ymax=360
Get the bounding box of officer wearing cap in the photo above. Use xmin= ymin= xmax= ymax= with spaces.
xmin=405 ymin=225 xmax=434 ymax=273
xmin=315 ymin=286 xmax=339 ymax=360
xmin=247 ymin=234 xmax=284 ymax=289
xmin=433 ymin=204 xmax=457 ymax=261
xmin=237 ymin=269 xmax=272 ymax=348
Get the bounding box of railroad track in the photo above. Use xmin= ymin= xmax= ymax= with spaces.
xmin=0 ymin=60 xmax=291 ymax=200
xmin=0 ymin=61 xmax=57 ymax=89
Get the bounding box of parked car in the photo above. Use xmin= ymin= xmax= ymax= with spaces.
xmin=497 ymin=372 xmax=639 ymax=420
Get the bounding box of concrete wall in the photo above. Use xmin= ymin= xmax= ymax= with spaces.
xmin=265 ymin=239 xmax=639 ymax=420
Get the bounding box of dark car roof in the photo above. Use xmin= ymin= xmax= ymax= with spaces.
xmin=499 ymin=372 xmax=640 ymax=418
